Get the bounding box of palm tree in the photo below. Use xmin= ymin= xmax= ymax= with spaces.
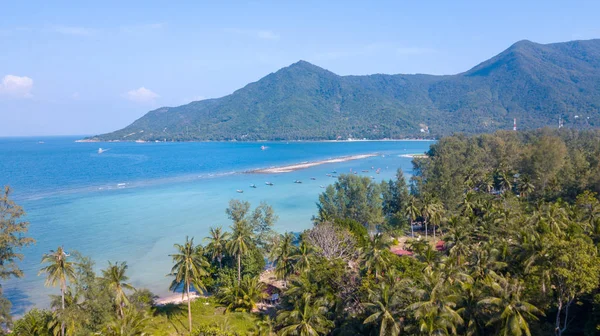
xmin=204 ymin=226 xmax=230 ymax=269
xmin=405 ymin=196 xmax=421 ymax=238
xmin=102 ymin=306 xmax=149 ymax=336
xmin=361 ymin=234 xmax=392 ymax=278
xmin=444 ymin=217 xmax=472 ymax=266
xmin=101 ymin=261 xmax=136 ymax=319
xmin=227 ymin=221 xmax=253 ymax=285
xmin=292 ymin=240 xmax=313 ymax=273
xmin=219 ymin=275 xmax=268 ymax=312
xmin=498 ymin=171 xmax=513 ymax=194
xmin=422 ymin=197 xmax=444 ymax=239
xmin=460 ymin=191 xmax=478 ymax=218
xmin=39 ymin=246 xmax=76 ymax=336
xmin=478 ymin=272 xmax=542 ymax=336
xmin=272 ymin=232 xmax=297 ymax=287
xmin=278 ymin=293 xmax=334 ymax=336
xmin=518 ymin=175 xmax=535 ymax=199
xmin=168 ymin=236 xmax=209 ymax=334
xmin=363 ymin=281 xmax=404 ymax=336
xmin=408 ymin=269 xmax=464 ymax=335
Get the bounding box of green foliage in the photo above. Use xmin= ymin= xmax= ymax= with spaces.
xmin=0 ymin=186 xmax=35 ymax=328
xmin=316 ymin=174 xmax=384 ymax=229
xmin=93 ymin=40 xmax=600 ymax=142
xmin=11 ymin=308 xmax=53 ymax=336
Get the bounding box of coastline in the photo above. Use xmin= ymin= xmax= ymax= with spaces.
xmin=249 ymin=154 xmax=378 ymax=174
xmin=155 ymin=292 xmax=202 ymax=305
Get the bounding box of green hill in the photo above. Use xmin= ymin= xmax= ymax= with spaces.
xmin=91 ymin=39 xmax=600 ymax=141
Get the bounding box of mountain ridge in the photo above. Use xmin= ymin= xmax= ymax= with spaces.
xmin=90 ymin=39 xmax=600 ymax=141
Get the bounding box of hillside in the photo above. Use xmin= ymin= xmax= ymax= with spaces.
xmin=91 ymin=39 xmax=600 ymax=141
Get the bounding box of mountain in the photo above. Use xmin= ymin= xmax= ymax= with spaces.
xmin=91 ymin=39 xmax=600 ymax=141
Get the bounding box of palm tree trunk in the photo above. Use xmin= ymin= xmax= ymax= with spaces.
xmin=433 ymin=225 xmax=436 ymax=239
xmin=410 ymin=221 xmax=414 ymax=238
xmin=218 ymin=255 xmax=222 ymax=269
xmin=425 ymin=221 xmax=428 ymax=239
xmin=187 ymin=283 xmax=193 ymax=333
xmin=61 ymin=283 xmax=65 ymax=336
xmin=237 ymin=253 xmax=241 ymax=286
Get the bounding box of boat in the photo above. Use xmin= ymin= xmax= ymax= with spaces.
xmin=362 ymin=170 xmax=369 ymax=172
xmin=98 ymin=148 xmax=110 ymax=154
xmin=265 ymin=182 xmax=274 ymax=186
xmin=326 ymin=174 xmax=331 ymax=177
xmin=236 ymin=189 xmax=244 ymax=193
xmin=294 ymin=180 xmax=302 ymax=184
xmin=319 ymin=185 xmax=325 ymax=188
xmin=250 ymin=184 xmax=257 ymax=188
xmin=310 ymin=177 xmax=316 ymax=180
xmin=117 ymin=183 xmax=126 ymax=187
xmin=261 ymin=145 xmax=267 ymax=150
xmin=38 ymin=141 xmax=45 ymax=144
xmin=331 ymin=170 xmax=337 ymax=174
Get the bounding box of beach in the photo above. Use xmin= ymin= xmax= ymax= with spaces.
xmin=249 ymin=154 xmax=378 ymax=173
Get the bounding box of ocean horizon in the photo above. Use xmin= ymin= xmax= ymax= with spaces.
xmin=0 ymin=136 xmax=433 ymax=314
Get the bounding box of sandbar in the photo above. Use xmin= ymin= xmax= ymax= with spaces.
xmin=249 ymin=154 xmax=378 ymax=174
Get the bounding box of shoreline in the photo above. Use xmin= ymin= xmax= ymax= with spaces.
xmin=155 ymin=292 xmax=202 ymax=305
xmin=249 ymin=154 xmax=378 ymax=174
xmin=74 ymin=138 xmax=436 ymax=143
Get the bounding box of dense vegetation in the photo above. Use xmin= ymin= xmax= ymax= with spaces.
xmin=90 ymin=39 xmax=600 ymax=142
xmin=5 ymin=128 xmax=600 ymax=335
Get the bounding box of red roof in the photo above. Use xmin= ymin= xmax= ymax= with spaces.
xmin=435 ymin=240 xmax=445 ymax=251
xmin=390 ymin=247 xmax=414 ymax=256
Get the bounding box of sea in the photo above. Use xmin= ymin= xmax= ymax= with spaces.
xmin=0 ymin=136 xmax=433 ymax=314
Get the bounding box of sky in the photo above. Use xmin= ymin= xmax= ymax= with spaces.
xmin=1 ymin=1 xmax=600 ymax=136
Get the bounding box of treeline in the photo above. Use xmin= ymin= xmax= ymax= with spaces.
xmin=4 ymin=129 xmax=600 ymax=335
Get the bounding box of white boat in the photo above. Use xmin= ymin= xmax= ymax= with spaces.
xmin=98 ymin=148 xmax=110 ymax=154
xmin=319 ymin=185 xmax=325 ymax=188
xmin=294 ymin=180 xmax=302 ymax=184
xmin=261 ymin=145 xmax=267 ymax=150
xmin=236 ymin=189 xmax=244 ymax=193
xmin=265 ymin=182 xmax=274 ymax=186
xmin=250 ymin=184 xmax=257 ymax=188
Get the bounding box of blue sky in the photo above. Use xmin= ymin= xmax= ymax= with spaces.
xmin=1 ymin=0 xmax=599 ymax=136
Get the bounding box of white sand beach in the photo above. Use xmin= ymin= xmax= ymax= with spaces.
xmin=155 ymin=292 xmax=202 ymax=305
xmin=250 ymin=154 xmax=378 ymax=173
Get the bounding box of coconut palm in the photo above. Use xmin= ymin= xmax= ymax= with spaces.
xmin=363 ymin=281 xmax=405 ymax=336
xmin=100 ymin=261 xmax=136 ymax=319
xmin=227 ymin=221 xmax=253 ymax=285
xmin=361 ymin=234 xmax=392 ymax=278
xmin=292 ymin=240 xmax=314 ymax=273
xmin=12 ymin=308 xmax=53 ymax=336
xmin=518 ymin=175 xmax=535 ymax=199
xmin=272 ymin=232 xmax=297 ymax=286
xmin=478 ymin=272 xmax=542 ymax=336
xmin=168 ymin=236 xmax=209 ymax=334
xmin=408 ymin=269 xmax=464 ymax=335
xmin=102 ymin=306 xmax=150 ymax=336
xmin=498 ymin=171 xmax=513 ymax=193
xmin=204 ymin=226 xmax=230 ymax=269
xmin=220 ymin=275 xmax=268 ymax=312
xmin=278 ymin=293 xmax=334 ymax=336
xmin=405 ymin=196 xmax=421 ymax=238
xmin=444 ymin=217 xmax=472 ymax=266
xmin=39 ymin=246 xmax=76 ymax=336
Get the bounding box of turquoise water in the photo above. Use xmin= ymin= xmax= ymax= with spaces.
xmin=0 ymin=137 xmax=433 ymax=313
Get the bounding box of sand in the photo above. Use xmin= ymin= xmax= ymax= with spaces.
xmin=155 ymin=292 xmax=202 ymax=305
xmin=249 ymin=154 xmax=378 ymax=174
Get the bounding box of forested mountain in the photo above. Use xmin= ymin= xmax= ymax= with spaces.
xmin=91 ymin=39 xmax=600 ymax=141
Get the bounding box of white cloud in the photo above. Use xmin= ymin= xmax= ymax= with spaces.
xmin=51 ymin=25 xmax=96 ymax=36
xmin=225 ymin=28 xmax=280 ymax=40
xmin=124 ymin=87 xmax=159 ymax=103
xmin=0 ymin=75 xmax=33 ymax=98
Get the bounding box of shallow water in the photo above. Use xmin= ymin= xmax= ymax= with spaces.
xmin=0 ymin=137 xmax=433 ymax=313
